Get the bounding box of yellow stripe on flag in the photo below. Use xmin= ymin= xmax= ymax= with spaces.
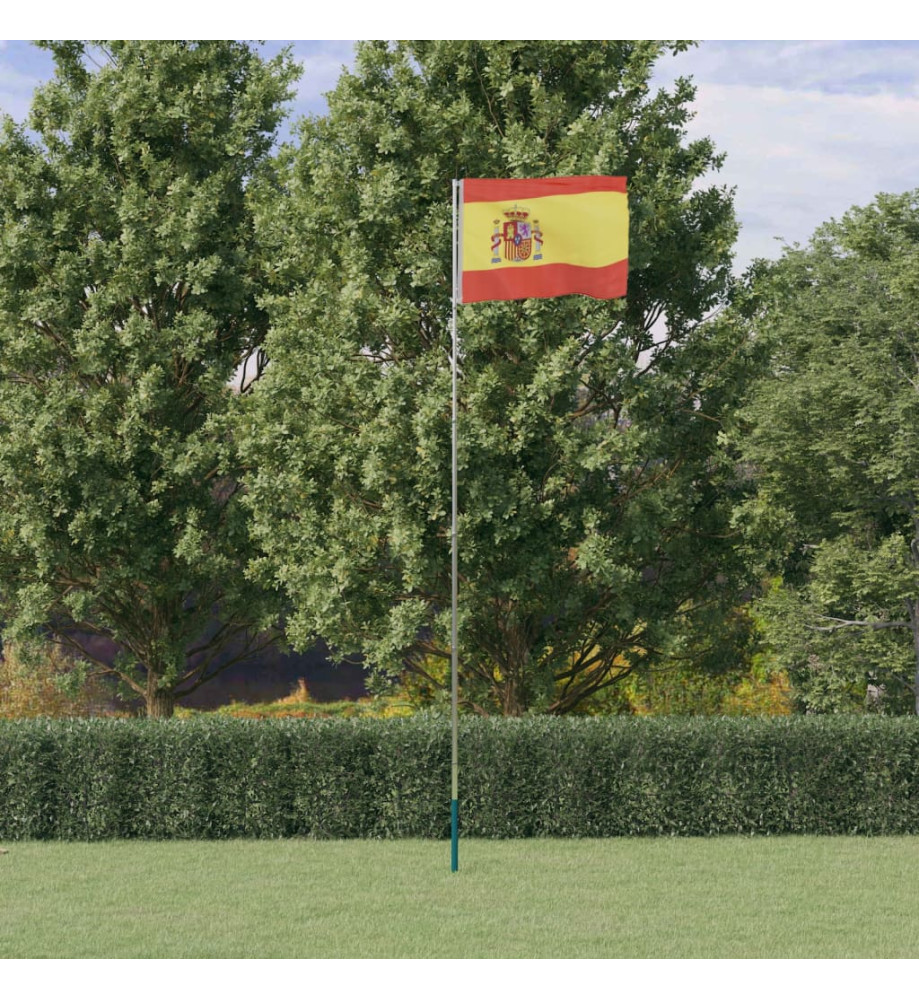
xmin=461 ymin=190 xmax=628 ymax=272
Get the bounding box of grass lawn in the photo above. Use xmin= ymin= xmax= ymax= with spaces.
xmin=1 ymin=836 xmax=918 ymax=958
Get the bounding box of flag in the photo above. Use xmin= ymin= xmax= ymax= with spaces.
xmin=458 ymin=176 xmax=628 ymax=304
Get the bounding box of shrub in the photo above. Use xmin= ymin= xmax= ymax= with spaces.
xmin=0 ymin=642 xmax=113 ymax=720
xmin=570 ymin=659 xmax=794 ymax=717
xmin=2 ymin=715 xmax=918 ymax=840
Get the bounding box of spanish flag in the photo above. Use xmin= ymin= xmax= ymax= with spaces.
xmin=458 ymin=176 xmax=628 ymax=304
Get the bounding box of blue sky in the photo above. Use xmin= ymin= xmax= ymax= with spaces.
xmin=2 ymin=40 xmax=918 ymax=272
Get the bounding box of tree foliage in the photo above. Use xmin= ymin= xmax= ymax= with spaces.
xmin=734 ymin=191 xmax=919 ymax=714
xmin=0 ymin=41 xmax=299 ymax=716
xmin=243 ymin=41 xmax=751 ymax=715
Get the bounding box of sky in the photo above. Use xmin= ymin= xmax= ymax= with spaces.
xmin=1 ymin=39 xmax=919 ymax=273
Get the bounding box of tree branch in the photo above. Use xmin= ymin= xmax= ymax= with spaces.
xmin=806 ymin=616 xmax=912 ymax=633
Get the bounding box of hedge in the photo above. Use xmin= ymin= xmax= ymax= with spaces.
xmin=2 ymin=715 xmax=919 ymax=840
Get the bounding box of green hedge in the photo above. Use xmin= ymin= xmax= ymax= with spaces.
xmin=2 ymin=715 xmax=919 ymax=839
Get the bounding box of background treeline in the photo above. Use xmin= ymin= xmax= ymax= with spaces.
xmin=0 ymin=40 xmax=917 ymax=720
xmin=4 ymin=716 xmax=919 ymax=839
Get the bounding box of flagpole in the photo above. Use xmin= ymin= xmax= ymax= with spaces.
xmin=450 ymin=178 xmax=460 ymax=873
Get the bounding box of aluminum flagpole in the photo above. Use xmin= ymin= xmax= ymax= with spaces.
xmin=450 ymin=178 xmax=460 ymax=873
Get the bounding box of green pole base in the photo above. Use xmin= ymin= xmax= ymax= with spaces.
xmin=451 ymin=799 xmax=459 ymax=872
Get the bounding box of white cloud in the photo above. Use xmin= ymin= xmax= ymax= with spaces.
xmin=683 ymin=81 xmax=919 ymax=268
xmin=662 ymin=41 xmax=919 ymax=97
xmin=649 ymin=42 xmax=919 ymax=273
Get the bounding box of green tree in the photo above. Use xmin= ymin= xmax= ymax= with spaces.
xmin=243 ymin=40 xmax=749 ymax=715
xmin=734 ymin=191 xmax=919 ymax=714
xmin=0 ymin=41 xmax=298 ymax=717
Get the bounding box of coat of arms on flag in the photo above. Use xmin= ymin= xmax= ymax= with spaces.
xmin=493 ymin=206 xmax=544 ymax=263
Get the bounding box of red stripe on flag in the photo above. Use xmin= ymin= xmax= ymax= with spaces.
xmin=461 ymin=259 xmax=628 ymax=303
xmin=463 ymin=176 xmax=626 ymax=203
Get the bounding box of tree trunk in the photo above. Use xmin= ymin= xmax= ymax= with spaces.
xmin=146 ymin=686 xmax=176 ymax=719
xmin=498 ymin=658 xmax=527 ymax=716
xmin=501 ymin=679 xmax=525 ymax=716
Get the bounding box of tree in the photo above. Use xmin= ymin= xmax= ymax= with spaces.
xmin=242 ymin=40 xmax=749 ymax=715
xmin=0 ymin=41 xmax=298 ymax=717
xmin=734 ymin=191 xmax=919 ymax=714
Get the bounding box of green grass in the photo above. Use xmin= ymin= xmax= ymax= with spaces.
xmin=2 ymin=837 xmax=918 ymax=958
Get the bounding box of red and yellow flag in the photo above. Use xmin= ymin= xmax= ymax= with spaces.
xmin=458 ymin=176 xmax=628 ymax=304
